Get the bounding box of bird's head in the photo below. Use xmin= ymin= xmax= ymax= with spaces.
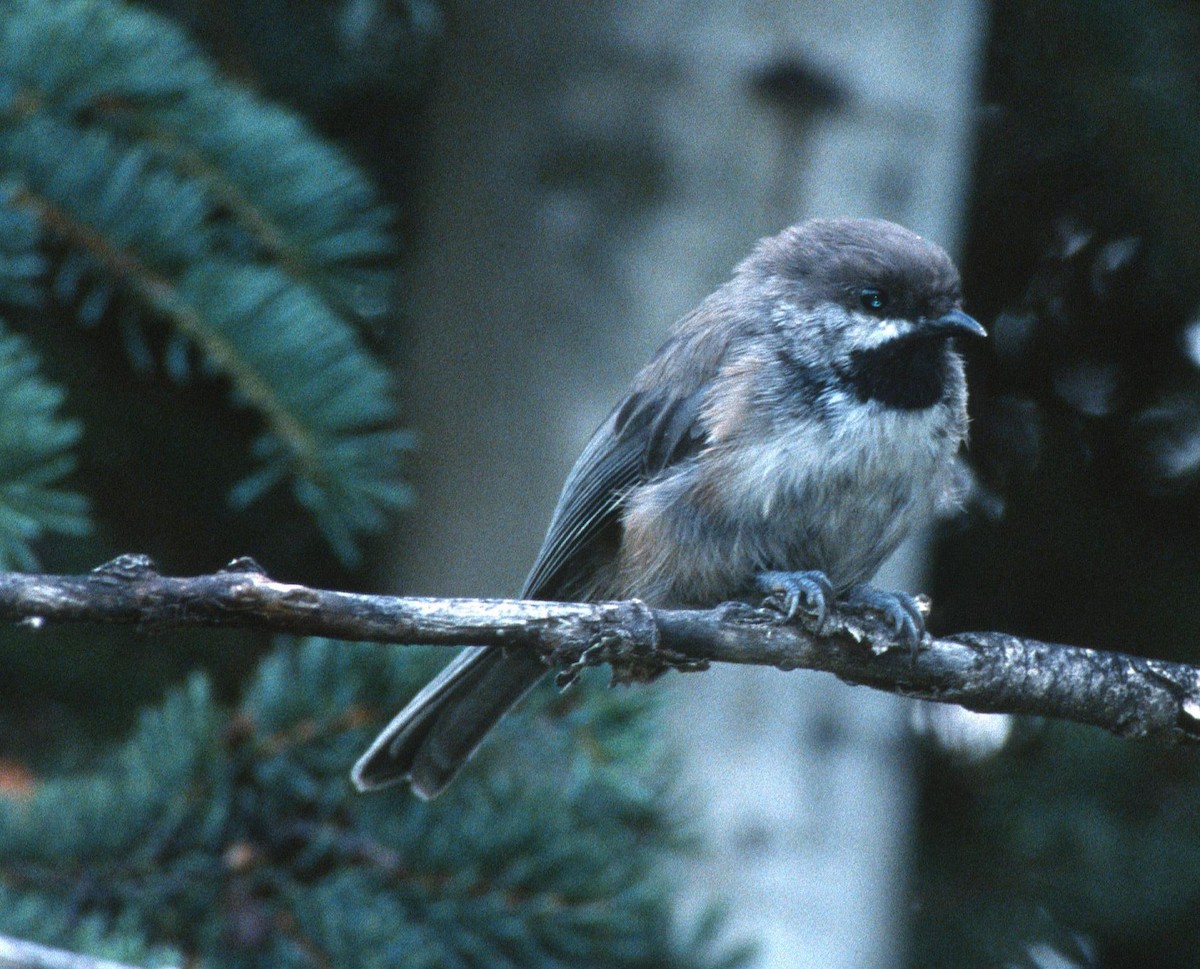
xmin=741 ymin=217 xmax=986 ymax=410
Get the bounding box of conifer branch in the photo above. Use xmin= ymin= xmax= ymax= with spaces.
xmin=2 ymin=554 xmax=1199 ymax=748
xmin=11 ymin=186 xmax=323 ymax=473
xmin=0 ymin=0 xmax=409 ymax=564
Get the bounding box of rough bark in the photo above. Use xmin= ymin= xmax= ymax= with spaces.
xmin=3 ymin=555 xmax=1198 ymax=746
xmin=0 ymin=933 xmax=172 ymax=969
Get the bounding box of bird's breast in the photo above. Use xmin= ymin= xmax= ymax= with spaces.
xmin=616 ymin=396 xmax=963 ymax=605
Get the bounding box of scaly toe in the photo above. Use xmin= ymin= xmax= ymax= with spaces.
xmin=844 ymin=583 xmax=927 ymax=651
xmin=755 ymin=570 xmax=834 ymax=628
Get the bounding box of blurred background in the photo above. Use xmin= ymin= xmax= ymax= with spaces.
xmin=1 ymin=0 xmax=1200 ymax=967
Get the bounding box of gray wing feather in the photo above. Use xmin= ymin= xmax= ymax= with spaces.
xmin=520 ymin=418 xmax=641 ymax=599
xmin=352 ymin=307 xmax=734 ymax=797
xmin=521 ymin=384 xmax=710 ymax=599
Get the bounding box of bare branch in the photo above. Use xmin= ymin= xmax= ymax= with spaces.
xmin=0 ymin=933 xmax=175 ymax=969
xmin=1 ymin=554 xmax=1199 ymax=746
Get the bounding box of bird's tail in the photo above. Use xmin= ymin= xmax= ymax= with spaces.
xmin=351 ymin=646 xmax=547 ymax=799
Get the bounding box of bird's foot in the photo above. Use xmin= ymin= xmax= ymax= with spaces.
xmin=755 ymin=570 xmax=834 ymax=628
xmin=843 ymin=583 xmax=927 ymax=651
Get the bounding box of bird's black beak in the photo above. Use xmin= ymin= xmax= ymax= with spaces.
xmin=926 ymin=308 xmax=987 ymax=340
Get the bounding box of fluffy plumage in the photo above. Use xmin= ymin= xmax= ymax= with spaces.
xmin=352 ymin=217 xmax=983 ymax=798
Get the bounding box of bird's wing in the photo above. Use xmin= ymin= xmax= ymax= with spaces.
xmin=522 ymin=320 xmax=730 ymax=600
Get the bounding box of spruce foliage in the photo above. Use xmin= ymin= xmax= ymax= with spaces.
xmin=0 ymin=323 xmax=89 ymax=569
xmin=0 ymin=0 xmax=409 ymax=565
xmin=0 ymin=639 xmax=742 ymax=968
xmin=0 ymin=189 xmax=87 ymax=570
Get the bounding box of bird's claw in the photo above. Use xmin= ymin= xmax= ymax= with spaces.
xmin=844 ymin=583 xmax=927 ymax=651
xmin=755 ymin=570 xmax=834 ymax=628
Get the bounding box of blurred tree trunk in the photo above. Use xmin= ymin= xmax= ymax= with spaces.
xmin=392 ymin=1 xmax=986 ymax=965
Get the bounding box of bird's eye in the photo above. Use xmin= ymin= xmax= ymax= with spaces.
xmin=859 ymin=287 xmax=889 ymax=313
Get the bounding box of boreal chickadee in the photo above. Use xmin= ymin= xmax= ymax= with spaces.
xmin=353 ymin=217 xmax=986 ymax=799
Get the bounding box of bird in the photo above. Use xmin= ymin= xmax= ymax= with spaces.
xmin=352 ymin=217 xmax=985 ymax=799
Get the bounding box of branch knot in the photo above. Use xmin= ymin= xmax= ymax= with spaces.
xmin=550 ymin=599 xmax=689 ymax=688
xmin=90 ymin=553 xmax=159 ymax=582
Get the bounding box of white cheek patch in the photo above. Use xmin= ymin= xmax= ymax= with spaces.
xmin=876 ymin=320 xmax=902 ymax=342
xmin=855 ymin=314 xmax=915 ymax=349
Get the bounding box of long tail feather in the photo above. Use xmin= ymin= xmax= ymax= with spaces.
xmin=351 ymin=646 xmax=547 ymax=799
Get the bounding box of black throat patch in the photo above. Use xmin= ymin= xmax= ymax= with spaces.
xmin=837 ymin=335 xmax=952 ymax=410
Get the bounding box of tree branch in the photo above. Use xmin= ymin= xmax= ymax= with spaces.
xmin=0 ymin=933 xmax=173 ymax=969
xmin=2 ymin=554 xmax=1199 ymax=746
